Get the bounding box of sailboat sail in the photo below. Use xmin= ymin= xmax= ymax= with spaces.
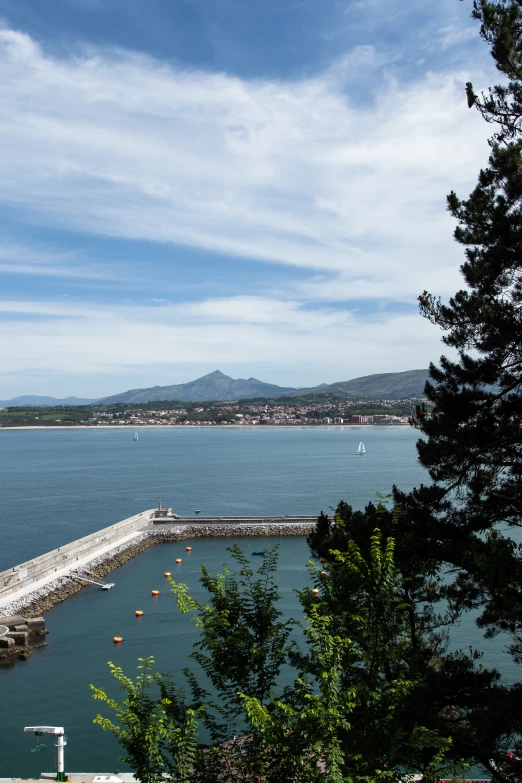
xmin=133 ymin=432 xmax=139 ymax=441
xmin=357 ymin=441 xmax=365 ymax=455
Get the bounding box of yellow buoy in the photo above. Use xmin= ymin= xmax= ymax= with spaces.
xmin=151 ymin=590 xmax=160 ymax=596
xmin=113 ymin=636 xmax=123 ymax=643
xmin=311 ymin=588 xmax=319 ymax=595
xmin=164 ymin=571 xmax=171 ymax=577
xmin=135 ymin=610 xmax=143 ymax=617
xmin=175 ymin=558 xmax=182 ymax=564
xmin=186 ymin=547 xmax=192 ymax=551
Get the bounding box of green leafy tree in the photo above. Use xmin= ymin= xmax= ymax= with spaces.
xmin=170 ymin=544 xmax=297 ymax=726
xmin=90 ymin=657 xmax=203 ymax=783
xmin=308 ymin=496 xmax=518 ymax=777
xmin=298 ymin=525 xmax=467 ymax=782
xmin=179 ymin=533 xmax=466 ymax=782
xmin=169 ymin=544 xmax=300 ymax=781
xmin=93 ymin=535 xmax=468 ymax=782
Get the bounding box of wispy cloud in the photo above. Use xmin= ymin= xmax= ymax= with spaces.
xmin=439 ymin=23 xmax=479 ymax=50
xmin=0 ymin=27 xmax=490 ymax=300
xmin=0 ymin=15 xmax=495 ymax=395
xmin=0 ymin=295 xmax=441 ymax=382
xmin=0 ymin=241 xmax=116 ymax=279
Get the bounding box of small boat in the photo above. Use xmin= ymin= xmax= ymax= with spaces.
xmin=195 ymin=509 xmax=201 ymax=513
xmin=101 ymin=583 xmax=115 ymax=590
xmin=357 ymin=441 xmax=365 ymax=455
xmin=252 ymin=551 xmax=265 ymax=556
xmin=133 ymin=433 xmax=139 ymax=441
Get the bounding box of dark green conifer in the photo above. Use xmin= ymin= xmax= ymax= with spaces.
xmin=411 ymin=2 xmax=522 ymax=659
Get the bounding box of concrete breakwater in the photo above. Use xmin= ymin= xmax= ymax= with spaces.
xmin=0 ymin=510 xmax=317 ymax=619
xmin=0 ymin=509 xmax=156 ymax=605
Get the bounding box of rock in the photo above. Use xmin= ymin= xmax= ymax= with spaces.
xmin=0 ymin=614 xmax=26 ymax=628
xmin=7 ymin=630 xmax=29 ymax=646
xmin=27 ymin=617 xmax=46 ymax=633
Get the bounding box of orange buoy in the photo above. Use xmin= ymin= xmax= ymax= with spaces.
xmin=186 ymin=547 xmax=192 ymax=551
xmin=311 ymin=588 xmax=319 ymax=595
xmin=113 ymin=636 xmax=123 ymax=643
xmin=135 ymin=610 xmax=144 ymax=616
xmin=151 ymin=590 xmax=160 ymax=596
xmin=164 ymin=571 xmax=171 ymax=577
xmin=175 ymin=558 xmax=182 ymax=564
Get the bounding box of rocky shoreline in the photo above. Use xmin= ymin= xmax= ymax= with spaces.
xmin=2 ymin=523 xmax=314 ymax=618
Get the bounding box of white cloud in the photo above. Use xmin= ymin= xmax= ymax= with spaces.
xmin=0 ymin=295 xmax=444 ymax=388
xmin=439 ymin=23 xmax=479 ymax=50
xmin=0 ymin=24 xmax=493 ymax=393
xmin=0 ymin=27 xmax=491 ymax=301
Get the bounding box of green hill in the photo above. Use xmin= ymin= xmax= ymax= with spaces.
xmin=283 ymin=369 xmax=430 ymax=400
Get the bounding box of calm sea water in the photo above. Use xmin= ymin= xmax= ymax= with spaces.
xmin=0 ymin=426 xmax=425 ymax=571
xmin=0 ymin=427 xmax=514 ymax=777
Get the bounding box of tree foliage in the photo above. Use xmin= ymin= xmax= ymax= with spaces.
xmin=170 ymin=544 xmax=297 ymax=724
xmin=308 ymin=498 xmax=513 ymax=777
xmin=468 ymin=1 xmax=522 ymax=143
xmin=90 ymin=657 xmax=202 ymax=783
xmin=92 ymin=539 xmax=468 ymax=782
xmin=408 ymin=3 xmax=522 ymax=677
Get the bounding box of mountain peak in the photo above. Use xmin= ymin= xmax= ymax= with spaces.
xmin=97 ymin=371 xmax=296 ymax=404
xmin=6 ymin=369 xmax=430 ymax=408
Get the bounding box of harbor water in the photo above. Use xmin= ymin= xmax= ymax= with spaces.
xmin=0 ymin=426 xmax=514 ymax=777
xmin=0 ymin=425 xmax=425 ymax=571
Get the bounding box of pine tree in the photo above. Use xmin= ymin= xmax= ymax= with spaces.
xmin=410 ymin=2 xmax=522 ymax=663
xmin=467 ymin=1 xmax=522 ymax=143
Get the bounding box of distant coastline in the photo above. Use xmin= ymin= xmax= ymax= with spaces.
xmin=0 ymin=423 xmax=411 ymax=431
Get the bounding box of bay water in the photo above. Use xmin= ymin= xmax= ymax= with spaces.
xmin=0 ymin=427 xmax=514 ymax=777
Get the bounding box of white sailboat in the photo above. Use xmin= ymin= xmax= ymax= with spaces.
xmin=133 ymin=432 xmax=139 ymax=441
xmin=357 ymin=441 xmax=365 ymax=455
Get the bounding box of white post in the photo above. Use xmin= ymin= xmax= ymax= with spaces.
xmin=55 ymin=732 xmax=66 ymax=782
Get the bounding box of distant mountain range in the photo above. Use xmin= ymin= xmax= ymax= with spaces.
xmin=1 ymin=369 xmax=431 ymax=407
xmin=0 ymin=395 xmax=97 ymax=407
xmin=97 ymin=370 xmax=297 ymax=404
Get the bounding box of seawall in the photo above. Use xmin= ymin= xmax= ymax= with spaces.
xmin=0 ymin=509 xmax=156 ymax=607
xmin=0 ymin=514 xmax=316 ymax=618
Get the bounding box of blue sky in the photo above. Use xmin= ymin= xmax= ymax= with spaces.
xmin=0 ymin=0 xmax=495 ymax=398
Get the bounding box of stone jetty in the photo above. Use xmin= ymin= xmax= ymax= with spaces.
xmin=0 ymin=506 xmax=317 ymax=621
